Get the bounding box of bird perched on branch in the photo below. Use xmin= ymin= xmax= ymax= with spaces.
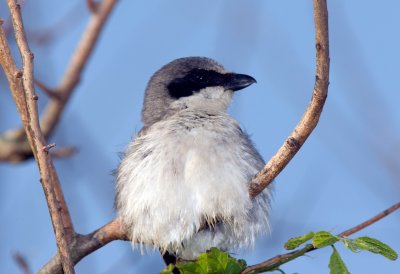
xmin=115 ymin=57 xmax=272 ymax=262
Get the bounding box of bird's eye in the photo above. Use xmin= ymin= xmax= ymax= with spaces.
xmin=193 ymin=71 xmax=207 ymax=82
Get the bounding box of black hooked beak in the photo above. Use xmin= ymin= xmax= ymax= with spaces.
xmin=224 ymin=73 xmax=257 ymax=92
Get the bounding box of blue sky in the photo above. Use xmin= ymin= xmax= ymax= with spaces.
xmin=1 ymin=1 xmax=399 ymax=273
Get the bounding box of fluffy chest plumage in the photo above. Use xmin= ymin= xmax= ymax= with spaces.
xmin=115 ymin=110 xmax=268 ymax=256
xmin=139 ymin=112 xmax=253 ymax=190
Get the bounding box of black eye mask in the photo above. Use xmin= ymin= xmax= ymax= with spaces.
xmin=167 ymin=69 xmax=227 ymax=99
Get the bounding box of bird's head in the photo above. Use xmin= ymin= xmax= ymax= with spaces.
xmin=142 ymin=57 xmax=256 ymax=127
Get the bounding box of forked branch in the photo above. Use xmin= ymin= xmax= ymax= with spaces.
xmin=39 ymin=219 xmax=128 ymax=274
xmin=1 ymin=1 xmax=74 ymax=273
xmin=0 ymin=0 xmax=117 ymax=273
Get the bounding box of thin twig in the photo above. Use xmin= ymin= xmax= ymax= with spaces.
xmin=248 ymin=0 xmax=330 ymax=197
xmin=13 ymin=252 xmax=31 ymax=274
xmin=87 ymin=0 xmax=99 ymax=13
xmin=242 ymin=201 xmax=400 ymax=273
xmin=339 ymin=202 xmax=400 ymax=237
xmin=42 ymin=143 xmax=56 ymax=152
xmin=51 ymin=146 xmax=78 ymax=158
xmin=40 ymin=0 xmax=117 ymax=136
xmin=39 ymin=0 xmax=118 ymax=142
xmin=4 ymin=1 xmax=75 ymax=273
xmin=28 ymin=2 xmax=85 ymax=46
xmin=34 ymin=78 xmax=62 ymax=100
xmin=0 ymin=0 xmax=117 ymax=162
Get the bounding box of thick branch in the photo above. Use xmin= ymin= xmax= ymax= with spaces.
xmin=38 ymin=219 xmax=128 ymax=274
xmin=242 ymin=201 xmax=400 ymax=273
xmin=249 ymin=0 xmax=330 ymax=197
xmin=0 ymin=0 xmax=117 ymax=162
xmin=3 ymin=1 xmax=75 ymax=273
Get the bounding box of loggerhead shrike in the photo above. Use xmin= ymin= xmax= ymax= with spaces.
xmin=115 ymin=57 xmax=272 ymax=262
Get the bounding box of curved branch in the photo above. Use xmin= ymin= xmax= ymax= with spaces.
xmin=249 ymin=0 xmax=330 ymax=197
xmin=38 ymin=219 xmax=128 ymax=274
xmin=38 ymin=0 xmax=330 ymax=271
xmin=242 ymin=201 xmax=400 ymax=273
xmin=0 ymin=0 xmax=117 ymax=162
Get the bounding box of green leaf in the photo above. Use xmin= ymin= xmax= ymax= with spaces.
xmin=237 ymin=259 xmax=247 ymax=269
xmin=159 ymin=264 xmax=176 ymax=274
xmin=329 ymin=246 xmax=350 ymax=274
xmin=284 ymin=232 xmax=315 ymax=250
xmin=176 ymin=248 xmax=245 ymax=274
xmin=178 ymin=261 xmax=206 ymax=274
xmin=354 ymin=236 xmax=398 ymax=261
xmin=312 ymin=231 xmax=338 ymax=248
xmin=340 ymin=238 xmax=359 ymax=253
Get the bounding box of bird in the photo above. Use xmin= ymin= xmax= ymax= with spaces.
xmin=115 ymin=56 xmax=272 ymax=263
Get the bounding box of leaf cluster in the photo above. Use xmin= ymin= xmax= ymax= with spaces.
xmin=285 ymin=231 xmax=398 ymax=273
xmin=160 ymin=232 xmax=397 ymax=274
xmin=160 ymin=248 xmax=246 ymax=274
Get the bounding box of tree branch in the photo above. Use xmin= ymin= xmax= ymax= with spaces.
xmin=87 ymin=0 xmax=100 ymax=13
xmin=339 ymin=202 xmax=400 ymax=237
xmin=34 ymin=78 xmax=61 ymax=100
xmin=13 ymin=252 xmax=31 ymax=274
xmin=241 ymin=201 xmax=400 ymax=273
xmin=36 ymin=0 xmax=330 ymax=271
xmin=50 ymin=146 xmax=78 ymax=158
xmin=0 ymin=0 xmax=117 ymax=162
xmin=25 ymin=0 xmax=396 ymax=272
xmin=2 ymin=1 xmax=75 ymax=273
xmin=38 ymin=219 xmax=128 ymax=274
xmin=249 ymin=0 xmax=330 ymax=197
xmin=40 ymin=201 xmax=400 ymax=273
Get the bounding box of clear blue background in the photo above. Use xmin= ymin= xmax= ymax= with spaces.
xmin=1 ymin=1 xmax=399 ymax=273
